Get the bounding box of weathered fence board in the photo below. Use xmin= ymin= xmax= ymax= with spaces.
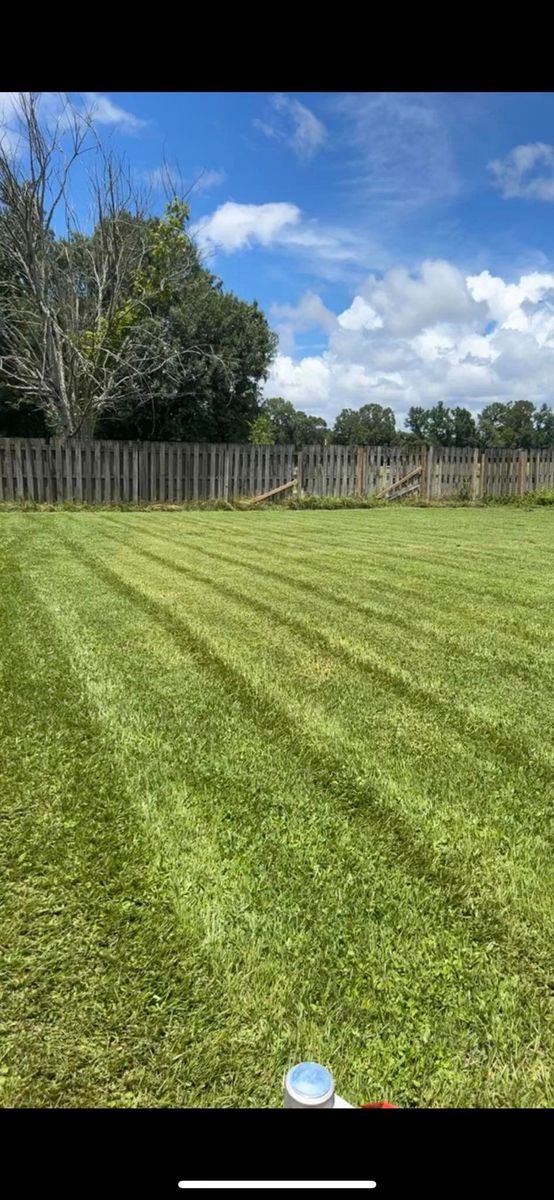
xmin=2 ymin=437 xmax=554 ymax=504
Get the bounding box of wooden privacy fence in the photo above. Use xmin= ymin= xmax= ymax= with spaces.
xmin=0 ymin=440 xmax=296 ymax=504
xmin=1 ymin=438 xmax=554 ymax=503
xmin=298 ymin=444 xmax=554 ymax=499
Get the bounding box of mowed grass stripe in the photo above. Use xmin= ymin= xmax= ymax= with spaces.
xmin=0 ymin=538 xmax=257 ymax=1108
xmin=99 ymin=513 xmax=554 ymax=729
xmin=22 ymin=521 xmax=554 ymax=1103
xmin=14 ymin=520 xmax=536 ymax=1106
xmin=108 ymin=512 xmax=554 ymax=657
xmin=42 ymin=516 xmax=549 ymax=984
xmin=51 ymin=518 xmax=554 ymax=989
xmin=1 ymin=511 xmax=553 ymax=1107
xmin=102 ymin=514 xmax=554 ymax=705
xmin=89 ymin=516 xmax=554 ymax=779
xmin=155 ymin=507 xmax=554 ymax=601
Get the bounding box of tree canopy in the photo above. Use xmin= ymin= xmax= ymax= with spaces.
xmin=259 ymin=397 xmax=328 ymax=447
xmin=0 ymin=94 xmax=277 ymax=440
xmin=333 ymin=403 xmax=397 ymax=445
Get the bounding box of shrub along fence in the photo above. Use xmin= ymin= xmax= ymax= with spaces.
xmin=1 ymin=437 xmax=554 ymax=504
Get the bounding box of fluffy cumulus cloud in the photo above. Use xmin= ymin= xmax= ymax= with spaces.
xmin=193 ymin=201 xmax=301 ymax=253
xmin=489 ymin=143 xmax=554 ymax=201
xmin=337 ymin=296 xmax=382 ymax=332
xmin=264 ymin=259 xmax=554 ymax=424
xmin=192 ymin=201 xmax=370 ymax=278
xmin=254 ymin=94 xmax=326 ymax=161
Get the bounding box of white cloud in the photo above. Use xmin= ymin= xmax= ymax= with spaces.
xmin=466 ymin=268 xmax=554 ymax=327
xmin=254 ymin=94 xmax=326 ymax=161
xmin=489 ymin=143 xmax=554 ymax=201
xmin=337 ymin=296 xmax=383 ymax=331
xmin=0 ymin=92 xmax=147 ymax=155
xmin=271 ymin=292 xmax=336 ymax=332
xmin=266 ymin=354 xmax=332 ymax=407
xmin=191 ymin=200 xmax=373 ymax=279
xmin=264 ymin=260 xmax=554 ymax=423
xmin=365 ymin=259 xmax=481 ymax=335
xmin=270 ymin=291 xmax=337 ymax=353
xmin=81 ymin=92 xmax=148 ymax=132
xmin=193 ymin=201 xmax=301 ymax=253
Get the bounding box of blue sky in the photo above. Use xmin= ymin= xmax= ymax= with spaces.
xmin=6 ymin=90 xmax=554 ymax=427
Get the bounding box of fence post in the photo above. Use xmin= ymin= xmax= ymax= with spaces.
xmin=295 ymin=451 xmax=303 ymax=499
xmin=517 ymin=449 xmax=529 ymax=497
xmin=139 ymin=442 xmax=148 ymax=503
xmin=355 ymin=445 xmax=365 ymax=494
xmin=425 ymin=444 xmax=434 ymax=500
xmin=471 ymin=447 xmax=480 ymax=501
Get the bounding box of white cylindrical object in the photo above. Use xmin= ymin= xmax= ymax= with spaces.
xmin=283 ymin=1062 xmax=336 ymax=1108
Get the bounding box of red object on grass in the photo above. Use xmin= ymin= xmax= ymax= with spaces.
xmin=360 ymin=1102 xmax=397 ymax=1108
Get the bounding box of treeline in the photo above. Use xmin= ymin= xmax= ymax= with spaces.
xmin=252 ymin=398 xmax=554 ymax=449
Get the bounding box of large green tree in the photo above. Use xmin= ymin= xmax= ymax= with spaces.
xmin=0 ymin=94 xmax=276 ymax=440
xmin=405 ymin=403 xmax=479 ymax=446
xmin=333 ymin=403 xmax=396 ymax=444
xmin=477 ymin=400 xmax=536 ymax=448
xmin=534 ymin=403 xmax=554 ymax=448
xmin=260 ymin=397 xmax=328 ymax=447
xmin=98 ymin=275 xmax=277 ymax=442
xmin=404 ymin=406 xmax=427 ymax=441
xmin=423 ymin=401 xmax=454 ymax=445
xmin=452 ymin=407 xmax=479 ymax=446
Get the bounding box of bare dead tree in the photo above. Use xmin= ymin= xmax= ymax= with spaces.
xmin=0 ymin=92 xmax=203 ymax=436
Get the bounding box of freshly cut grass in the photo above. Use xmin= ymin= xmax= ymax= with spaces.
xmin=1 ymin=507 xmax=553 ymax=1108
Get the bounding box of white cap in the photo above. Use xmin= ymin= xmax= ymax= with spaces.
xmin=283 ymin=1062 xmax=335 ymax=1108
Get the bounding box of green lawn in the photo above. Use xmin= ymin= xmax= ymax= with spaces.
xmin=1 ymin=507 xmax=553 ymax=1108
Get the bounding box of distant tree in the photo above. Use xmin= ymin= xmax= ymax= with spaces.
xmin=478 ymin=401 xmax=536 ymax=448
xmin=405 ymin=406 xmax=428 ymax=441
xmin=248 ymin=413 xmax=274 ymax=444
xmin=333 ymin=403 xmax=396 ymax=444
xmin=405 ymin=403 xmax=477 ymax=446
xmin=423 ymin=401 xmax=454 ymax=445
xmin=477 ymin=403 xmax=507 ymax=446
xmin=405 ymin=403 xmax=451 ymax=444
xmin=452 ymin=407 xmax=479 ymax=446
xmin=534 ymin=403 xmax=554 ymax=447
xmin=260 ymin=397 xmax=328 ymax=447
xmin=404 ymin=399 xmax=554 ymax=448
xmin=293 ymin=412 xmax=328 ymax=446
xmin=260 ymin=398 xmax=297 ymax=441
